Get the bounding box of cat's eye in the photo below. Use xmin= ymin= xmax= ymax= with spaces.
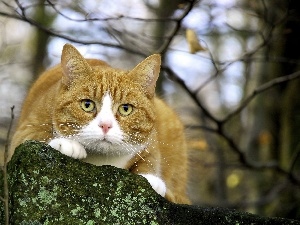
xmin=118 ymin=104 xmax=133 ymax=116
xmin=81 ymin=99 xmax=95 ymax=112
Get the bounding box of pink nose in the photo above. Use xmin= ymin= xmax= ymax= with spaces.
xmin=99 ymin=122 xmax=112 ymax=134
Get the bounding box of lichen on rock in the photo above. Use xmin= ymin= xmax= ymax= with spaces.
xmin=1 ymin=141 xmax=299 ymax=224
xmin=2 ymin=141 xmax=167 ymax=224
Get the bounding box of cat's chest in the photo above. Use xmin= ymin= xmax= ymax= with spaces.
xmin=82 ymin=153 xmax=133 ymax=168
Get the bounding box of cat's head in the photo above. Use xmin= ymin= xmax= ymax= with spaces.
xmin=52 ymin=44 xmax=161 ymax=156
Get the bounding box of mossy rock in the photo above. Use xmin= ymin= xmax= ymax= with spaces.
xmin=0 ymin=141 xmax=299 ymax=224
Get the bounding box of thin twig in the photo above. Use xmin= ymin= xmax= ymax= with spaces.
xmin=163 ymin=66 xmax=220 ymax=123
xmin=221 ymin=70 xmax=300 ymax=123
xmin=0 ymin=5 xmax=145 ymax=56
xmin=289 ymin=143 xmax=300 ymax=176
xmin=2 ymin=106 xmax=14 ymax=225
xmin=159 ymin=0 xmax=197 ymax=54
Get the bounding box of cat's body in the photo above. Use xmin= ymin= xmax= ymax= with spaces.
xmin=9 ymin=44 xmax=190 ymax=204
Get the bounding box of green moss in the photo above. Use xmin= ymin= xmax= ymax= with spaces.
xmin=2 ymin=141 xmax=166 ymax=224
xmin=1 ymin=141 xmax=299 ymax=224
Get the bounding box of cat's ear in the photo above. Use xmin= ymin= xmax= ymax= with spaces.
xmin=129 ymin=54 xmax=161 ymax=98
xmin=61 ymin=44 xmax=92 ymax=86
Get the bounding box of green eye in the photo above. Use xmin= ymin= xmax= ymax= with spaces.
xmin=81 ymin=99 xmax=95 ymax=112
xmin=118 ymin=104 xmax=133 ymax=116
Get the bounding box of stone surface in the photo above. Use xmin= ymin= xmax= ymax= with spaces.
xmin=0 ymin=141 xmax=299 ymax=224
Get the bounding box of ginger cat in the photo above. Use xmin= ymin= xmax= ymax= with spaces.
xmin=9 ymin=44 xmax=190 ymax=204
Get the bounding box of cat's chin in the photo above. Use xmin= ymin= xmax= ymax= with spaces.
xmin=82 ymin=140 xmax=114 ymax=154
xmin=81 ymin=139 xmax=142 ymax=156
xmin=95 ymin=140 xmax=115 ymax=152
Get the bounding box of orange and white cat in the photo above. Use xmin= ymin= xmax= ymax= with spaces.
xmin=9 ymin=44 xmax=190 ymax=204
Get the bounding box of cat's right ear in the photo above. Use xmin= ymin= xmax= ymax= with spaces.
xmin=61 ymin=44 xmax=92 ymax=86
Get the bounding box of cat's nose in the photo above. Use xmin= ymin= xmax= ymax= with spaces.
xmin=99 ymin=122 xmax=112 ymax=134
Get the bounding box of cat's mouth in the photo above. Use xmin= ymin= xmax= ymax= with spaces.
xmin=101 ymin=138 xmax=112 ymax=144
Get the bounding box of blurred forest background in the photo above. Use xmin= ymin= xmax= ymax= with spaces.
xmin=0 ymin=0 xmax=300 ymax=221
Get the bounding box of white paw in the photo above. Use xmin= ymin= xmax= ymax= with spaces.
xmin=48 ymin=138 xmax=87 ymax=159
xmin=140 ymin=174 xmax=166 ymax=197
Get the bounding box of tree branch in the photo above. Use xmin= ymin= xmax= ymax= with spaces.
xmin=163 ymin=65 xmax=220 ymax=123
xmin=1 ymin=106 xmax=14 ymax=225
xmin=164 ymin=64 xmax=300 ymax=185
xmin=159 ymin=0 xmax=197 ymax=54
xmin=221 ymin=70 xmax=300 ymax=123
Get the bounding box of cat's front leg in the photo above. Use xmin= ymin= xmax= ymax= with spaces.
xmin=49 ymin=138 xmax=87 ymax=159
xmin=140 ymin=174 xmax=166 ymax=197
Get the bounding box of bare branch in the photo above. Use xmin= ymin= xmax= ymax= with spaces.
xmin=288 ymin=144 xmax=300 ymax=176
xmin=1 ymin=0 xmax=146 ymax=56
xmin=164 ymin=63 xmax=300 ymax=185
xmin=163 ymin=65 xmax=220 ymax=123
xmin=222 ymin=70 xmax=300 ymax=123
xmin=1 ymin=106 xmax=15 ymax=225
xmin=159 ymin=0 xmax=197 ymax=54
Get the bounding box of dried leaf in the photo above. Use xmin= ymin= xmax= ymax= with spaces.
xmin=186 ymin=29 xmax=206 ymax=54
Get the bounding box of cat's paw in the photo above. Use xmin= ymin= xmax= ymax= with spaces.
xmin=49 ymin=138 xmax=87 ymax=159
xmin=140 ymin=174 xmax=166 ymax=197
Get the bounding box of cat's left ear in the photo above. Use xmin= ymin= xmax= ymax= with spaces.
xmin=129 ymin=54 xmax=161 ymax=98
